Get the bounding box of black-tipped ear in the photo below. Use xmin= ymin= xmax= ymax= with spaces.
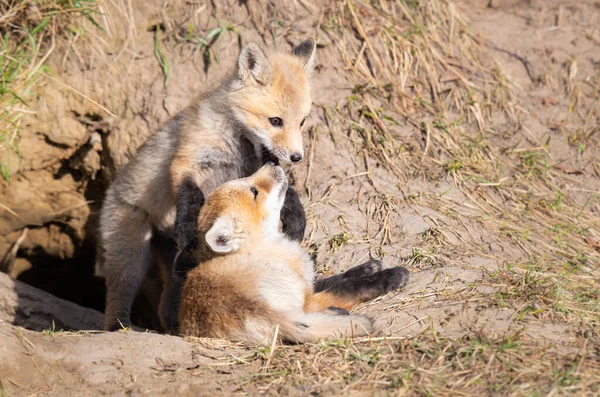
xmin=292 ymin=38 xmax=316 ymax=73
xmin=238 ymin=43 xmax=272 ymax=85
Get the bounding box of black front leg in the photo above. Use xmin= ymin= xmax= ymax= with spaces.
xmin=317 ymin=267 xmax=409 ymax=300
xmin=314 ymin=259 xmax=383 ymax=293
xmin=281 ymin=186 xmax=306 ymax=242
xmin=163 ymin=177 xmax=205 ymax=334
xmin=315 ymin=263 xmax=410 ymax=305
xmin=174 ymin=178 xmax=206 ymax=266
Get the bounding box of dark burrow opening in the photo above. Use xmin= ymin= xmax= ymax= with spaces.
xmin=15 ymin=170 xmax=163 ymax=331
xmin=11 ymin=115 xmax=163 ymax=332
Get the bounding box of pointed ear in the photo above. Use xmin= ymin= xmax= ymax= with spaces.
xmin=238 ymin=43 xmax=272 ymax=85
xmin=292 ymin=38 xmax=316 ymax=73
xmin=205 ymin=216 xmax=242 ymax=254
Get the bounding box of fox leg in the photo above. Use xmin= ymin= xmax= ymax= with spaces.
xmin=304 ymin=291 xmax=356 ymax=312
xmin=308 ymin=266 xmax=410 ymax=313
xmin=101 ymin=205 xmax=153 ymax=331
xmin=314 ymin=259 xmax=384 ymax=293
xmin=275 ymin=311 xmax=373 ymax=343
xmin=151 ymin=228 xmax=178 ymax=333
xmin=160 ymin=177 xmax=205 ymax=334
xmin=281 ymin=186 xmax=306 ymax=242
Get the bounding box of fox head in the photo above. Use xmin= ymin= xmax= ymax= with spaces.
xmin=199 ymin=163 xmax=288 ymax=254
xmin=228 ymin=39 xmax=316 ymax=165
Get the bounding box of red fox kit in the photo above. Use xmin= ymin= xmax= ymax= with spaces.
xmin=98 ymin=40 xmax=317 ymax=332
xmin=179 ymin=164 xmax=410 ymax=343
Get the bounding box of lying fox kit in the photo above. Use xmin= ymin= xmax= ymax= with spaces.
xmin=179 ymin=164 xmax=410 ymax=344
xmin=98 ymin=39 xmax=317 ymax=332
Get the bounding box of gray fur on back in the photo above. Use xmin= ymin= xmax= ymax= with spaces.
xmin=97 ymin=80 xmax=261 ymax=277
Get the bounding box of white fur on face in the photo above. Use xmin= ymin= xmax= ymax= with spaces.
xmin=261 ymin=181 xmax=286 ymax=238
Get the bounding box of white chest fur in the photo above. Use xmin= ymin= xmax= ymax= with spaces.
xmin=254 ymin=236 xmax=314 ymax=313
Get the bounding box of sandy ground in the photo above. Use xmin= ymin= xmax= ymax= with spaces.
xmin=0 ymin=0 xmax=598 ymax=395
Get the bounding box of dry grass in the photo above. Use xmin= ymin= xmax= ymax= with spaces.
xmin=315 ymin=0 xmax=600 ymax=321
xmin=2 ymin=0 xmax=599 ymax=395
xmin=215 ymin=0 xmax=600 ymax=392
xmin=196 ymin=332 xmax=598 ymax=396
xmin=0 ymin=0 xmax=106 ymax=179
xmin=293 ymin=0 xmax=599 ymax=394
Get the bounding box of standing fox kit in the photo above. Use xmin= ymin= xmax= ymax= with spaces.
xmin=179 ymin=164 xmax=410 ymax=343
xmin=98 ymin=39 xmax=317 ymax=332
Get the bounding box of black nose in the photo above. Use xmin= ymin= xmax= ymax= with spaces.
xmin=290 ymin=153 xmax=303 ymax=163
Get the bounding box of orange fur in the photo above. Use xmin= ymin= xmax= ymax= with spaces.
xmin=304 ymin=291 xmax=355 ymax=313
xmin=178 ymin=164 xmax=374 ymax=343
xmin=99 ymin=40 xmax=318 ymax=333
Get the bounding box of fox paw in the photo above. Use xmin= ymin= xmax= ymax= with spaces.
xmin=343 ymin=259 xmax=384 ymax=279
xmin=104 ymin=318 xmax=130 ymax=332
xmin=348 ymin=266 xmax=410 ymax=302
xmin=381 ymin=266 xmax=410 ymax=293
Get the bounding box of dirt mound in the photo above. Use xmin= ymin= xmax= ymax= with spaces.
xmin=1 ymin=0 xmax=599 ymax=395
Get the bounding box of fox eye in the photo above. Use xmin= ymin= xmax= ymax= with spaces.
xmin=300 ymin=117 xmax=306 ymax=127
xmin=250 ymin=186 xmax=259 ymax=199
xmin=269 ymin=117 xmax=283 ymax=127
